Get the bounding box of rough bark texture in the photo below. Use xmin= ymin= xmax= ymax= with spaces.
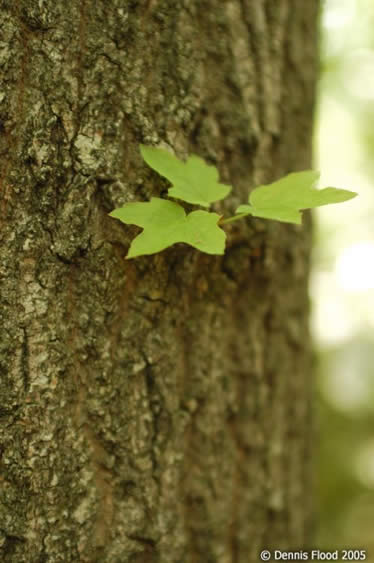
xmin=0 ymin=1 xmax=319 ymax=561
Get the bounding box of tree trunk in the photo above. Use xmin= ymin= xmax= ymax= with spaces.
xmin=0 ymin=1 xmax=319 ymax=561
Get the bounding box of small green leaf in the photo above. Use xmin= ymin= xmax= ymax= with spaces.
xmin=140 ymin=144 xmax=231 ymax=207
xmin=235 ymin=171 xmax=358 ymax=224
xmin=110 ymin=197 xmax=226 ymax=258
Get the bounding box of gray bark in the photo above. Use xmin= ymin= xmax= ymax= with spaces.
xmin=0 ymin=0 xmax=319 ymax=561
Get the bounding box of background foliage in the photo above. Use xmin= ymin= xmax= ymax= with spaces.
xmin=314 ymin=0 xmax=374 ymax=554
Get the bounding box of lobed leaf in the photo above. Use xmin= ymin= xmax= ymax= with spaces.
xmin=140 ymin=144 xmax=232 ymax=207
xmin=235 ymin=171 xmax=357 ymax=224
xmin=109 ymin=197 xmax=226 ymax=258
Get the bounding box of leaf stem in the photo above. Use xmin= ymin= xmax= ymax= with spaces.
xmin=220 ymin=213 xmax=248 ymax=225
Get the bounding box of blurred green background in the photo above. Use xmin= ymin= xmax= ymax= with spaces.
xmin=314 ymin=0 xmax=374 ymax=555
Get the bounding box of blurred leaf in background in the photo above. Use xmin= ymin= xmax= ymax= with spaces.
xmin=314 ymin=0 xmax=374 ymax=555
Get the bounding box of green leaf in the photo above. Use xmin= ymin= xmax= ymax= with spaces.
xmin=140 ymin=144 xmax=231 ymax=207
xmin=235 ymin=171 xmax=358 ymax=224
xmin=109 ymin=197 xmax=226 ymax=258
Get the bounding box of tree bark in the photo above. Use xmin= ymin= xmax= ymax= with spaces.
xmin=0 ymin=1 xmax=319 ymax=561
